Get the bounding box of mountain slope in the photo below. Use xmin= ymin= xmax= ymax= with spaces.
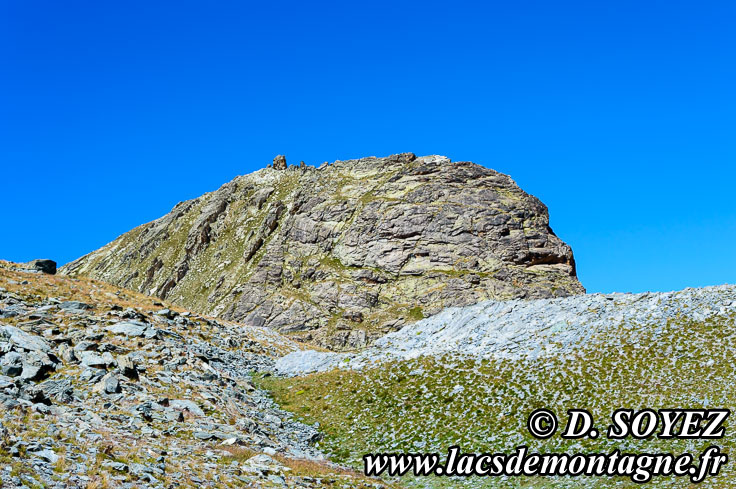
xmin=265 ymin=285 xmax=736 ymax=488
xmin=0 ymin=260 xmax=395 ymax=489
xmin=61 ymin=153 xmax=583 ymax=349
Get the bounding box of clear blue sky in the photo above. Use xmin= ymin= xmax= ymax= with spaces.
xmin=1 ymin=1 xmax=734 ymax=294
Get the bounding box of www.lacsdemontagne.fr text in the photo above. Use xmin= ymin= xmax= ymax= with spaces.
xmin=363 ymin=445 xmax=728 ymax=483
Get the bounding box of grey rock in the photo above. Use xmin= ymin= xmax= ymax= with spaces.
xmin=263 ymin=414 xmax=282 ymax=427
xmin=95 ymin=373 xmax=120 ymax=394
xmin=252 ymin=187 xmax=274 ymax=209
xmin=72 ymin=341 xmax=97 ymax=354
xmin=0 ymin=351 xmax=23 ymax=377
xmin=143 ymin=326 xmax=159 ymax=339
xmin=0 ymin=325 xmax=52 ymax=353
xmin=193 ymin=431 xmax=214 ymax=440
xmin=244 ymin=453 xmax=282 ymax=472
xmin=0 ymin=393 xmax=20 ymax=410
xmin=79 ymin=352 xmax=107 ymax=369
xmin=107 ymin=321 xmax=147 ymax=337
xmin=0 ymin=375 xmax=14 ymax=389
xmin=31 ymin=448 xmax=58 ymax=463
xmin=169 ymin=399 xmax=204 ymax=417
xmin=35 ymin=379 xmax=74 ymax=404
xmin=102 ymin=461 xmax=129 ymax=473
xmin=155 ymin=308 xmax=176 ymax=319
xmin=117 ymin=355 xmax=138 ymax=379
xmin=101 ymin=351 xmax=115 ymax=366
xmin=59 ymin=301 xmax=91 ymax=312
xmin=20 ymin=350 xmax=57 ymax=381
xmin=80 ymin=367 xmax=105 ymax=383
xmin=20 ymin=363 xmax=43 ymax=381
xmin=268 ymin=474 xmax=286 ymax=484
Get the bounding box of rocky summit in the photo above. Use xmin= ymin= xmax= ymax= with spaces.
xmin=61 ymin=153 xmax=584 ymax=349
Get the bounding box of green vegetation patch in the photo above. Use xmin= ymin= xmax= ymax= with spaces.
xmin=259 ymin=311 xmax=736 ymax=488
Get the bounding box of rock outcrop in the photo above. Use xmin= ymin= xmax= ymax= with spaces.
xmin=61 ymin=153 xmax=584 ymax=348
xmin=26 ymin=259 xmax=56 ymax=275
xmin=273 ymin=154 xmax=287 ymax=171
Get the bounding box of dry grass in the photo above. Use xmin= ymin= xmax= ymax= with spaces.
xmin=274 ymin=455 xmax=364 ymax=478
xmin=0 ymin=260 xmax=295 ymax=355
xmin=220 ymin=445 xmax=256 ymax=461
xmin=0 ymin=259 xmax=179 ymax=313
xmin=84 ymin=470 xmax=112 ymax=489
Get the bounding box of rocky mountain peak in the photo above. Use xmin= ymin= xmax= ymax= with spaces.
xmin=272 ymin=154 xmax=287 ymax=170
xmin=61 ymin=153 xmax=584 ymax=349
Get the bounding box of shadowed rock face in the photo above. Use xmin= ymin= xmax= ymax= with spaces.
xmin=27 ymin=259 xmax=56 ymax=275
xmin=61 ymin=153 xmax=584 ymax=349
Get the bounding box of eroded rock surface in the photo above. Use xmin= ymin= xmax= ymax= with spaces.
xmin=62 ymin=153 xmax=584 ymax=348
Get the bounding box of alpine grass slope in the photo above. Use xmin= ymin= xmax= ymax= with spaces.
xmin=264 ymin=285 xmax=736 ymax=488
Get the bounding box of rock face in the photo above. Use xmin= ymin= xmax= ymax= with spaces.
xmin=61 ymin=153 xmax=584 ymax=348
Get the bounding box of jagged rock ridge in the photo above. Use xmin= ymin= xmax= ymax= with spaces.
xmin=62 ymin=153 xmax=584 ymax=348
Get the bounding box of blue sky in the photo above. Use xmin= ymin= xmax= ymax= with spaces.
xmin=1 ymin=1 xmax=734 ymax=293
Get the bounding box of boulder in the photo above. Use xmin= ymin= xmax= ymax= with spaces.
xmin=0 ymin=325 xmax=52 ymax=353
xmin=35 ymin=378 xmax=74 ymax=403
xmin=117 ymin=354 xmax=138 ymax=379
xmin=0 ymin=375 xmax=13 ymax=389
xmin=107 ymin=321 xmax=147 ymax=337
xmin=28 ymin=259 xmax=56 ymax=275
xmin=31 ymin=448 xmax=59 ymax=463
xmin=94 ymin=373 xmax=121 ymax=394
xmin=0 ymin=351 xmax=23 ymax=377
xmin=154 ymin=308 xmax=176 ymax=319
xmin=59 ymin=301 xmax=92 ymax=312
xmin=169 ymin=399 xmax=205 ymax=417
xmin=79 ymin=351 xmax=108 ymax=369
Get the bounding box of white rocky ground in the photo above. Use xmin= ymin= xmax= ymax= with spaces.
xmin=277 ymin=285 xmax=736 ymax=375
